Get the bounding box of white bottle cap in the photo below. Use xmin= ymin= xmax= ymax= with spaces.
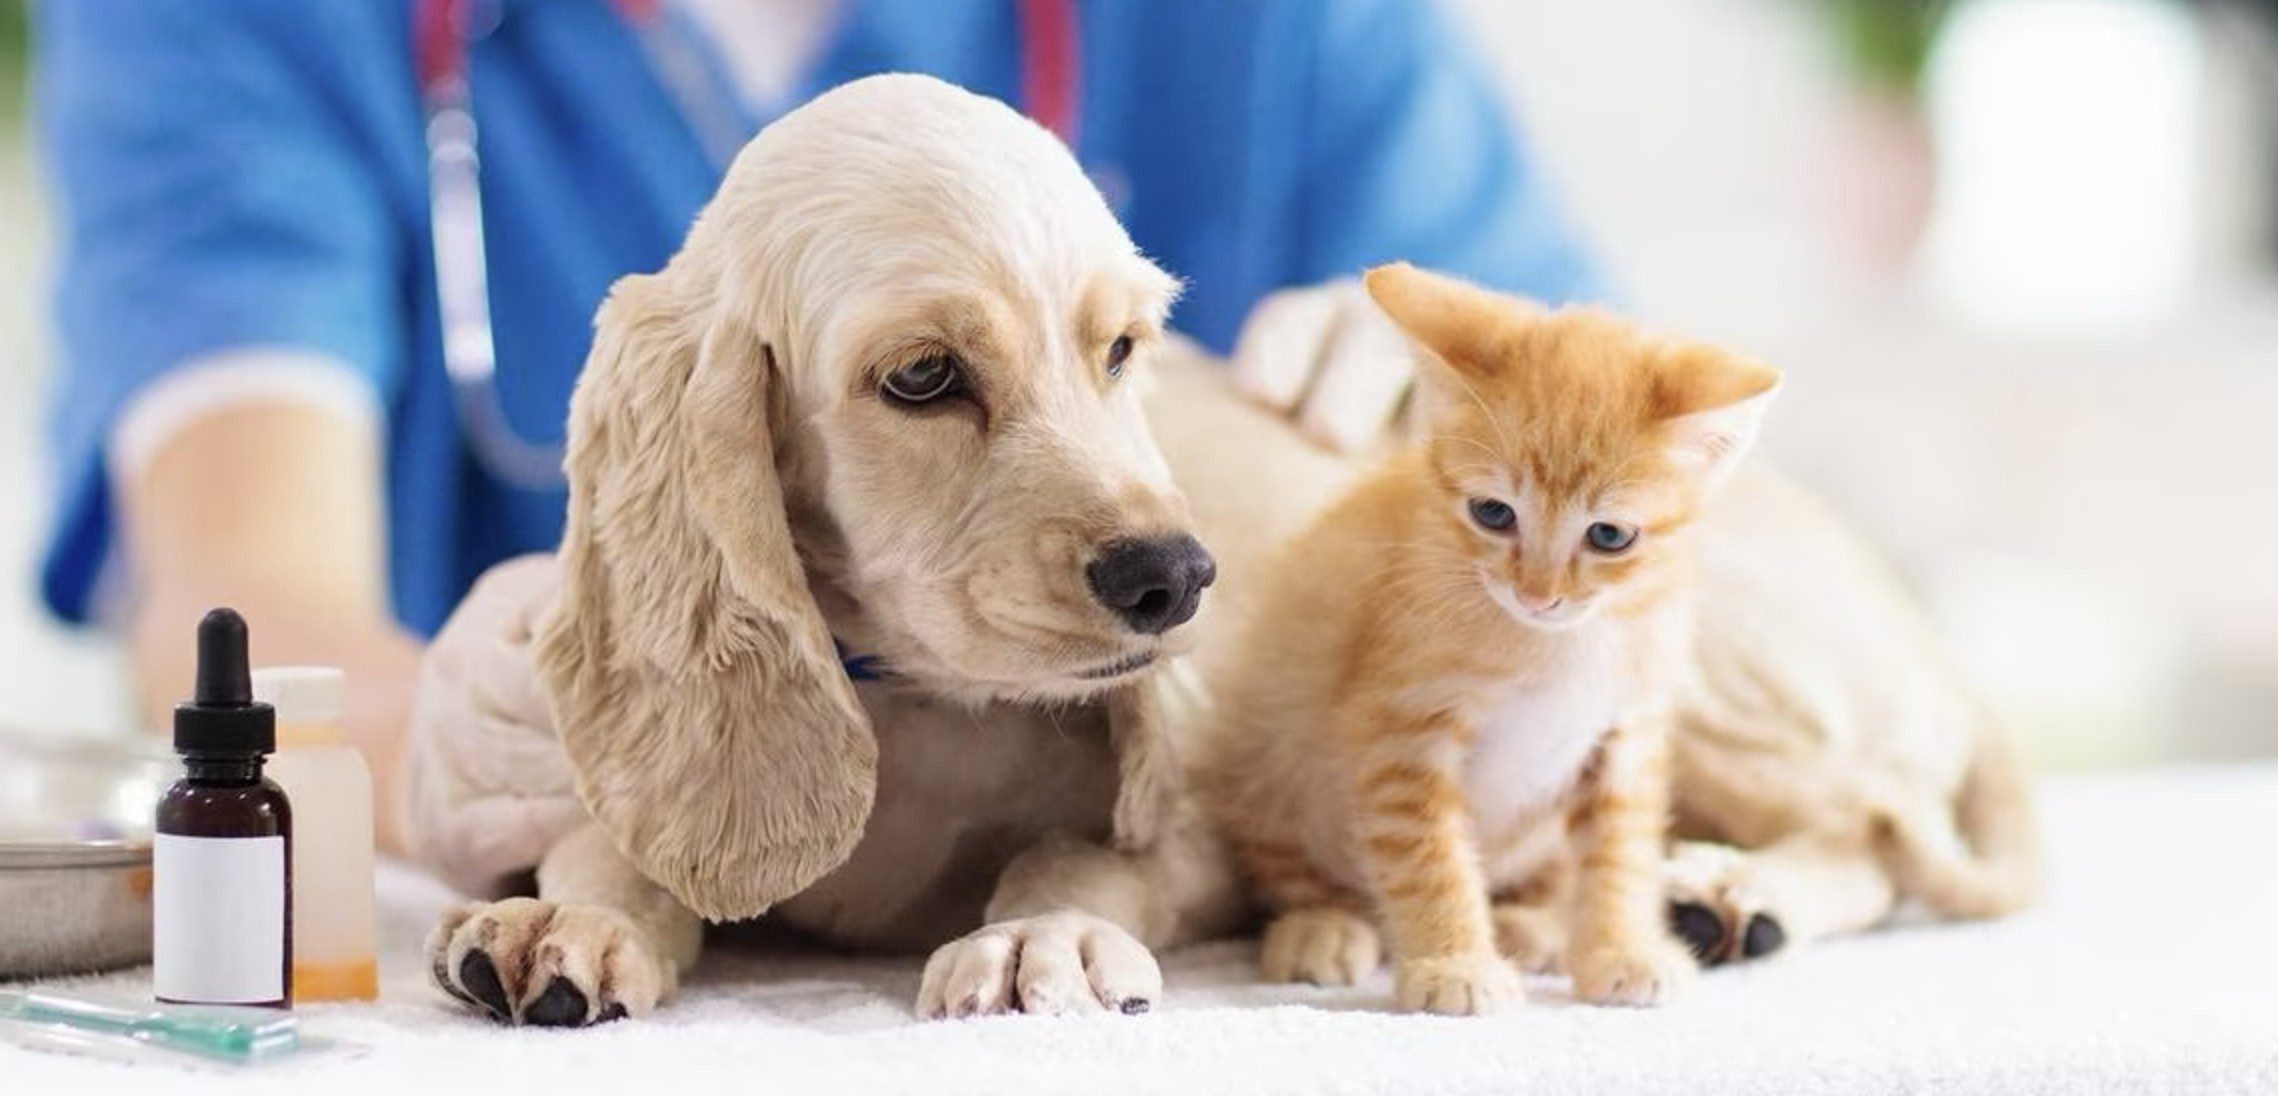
xmin=252 ymin=666 xmax=347 ymax=725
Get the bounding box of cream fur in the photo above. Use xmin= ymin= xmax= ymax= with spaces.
xmin=539 ymin=73 xmax=1204 ymax=923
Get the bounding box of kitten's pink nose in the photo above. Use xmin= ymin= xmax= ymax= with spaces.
xmin=1518 ymin=593 xmax=1566 ymax=615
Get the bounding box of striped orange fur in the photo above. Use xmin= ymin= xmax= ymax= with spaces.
xmin=1197 ymin=263 xmax=1781 ymax=1014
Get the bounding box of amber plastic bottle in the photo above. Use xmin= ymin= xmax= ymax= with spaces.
xmin=153 ymin=608 xmax=295 ymax=1008
xmin=256 ymin=666 xmax=378 ymax=1001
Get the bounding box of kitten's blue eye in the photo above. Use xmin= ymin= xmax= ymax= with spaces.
xmin=1468 ymin=498 xmax=1518 ymax=532
xmin=1586 ymin=521 xmax=1639 ymax=554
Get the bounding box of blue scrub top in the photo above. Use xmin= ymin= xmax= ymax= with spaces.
xmin=36 ymin=0 xmax=1602 ymax=636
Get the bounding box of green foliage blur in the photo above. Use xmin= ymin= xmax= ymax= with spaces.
xmin=1 ymin=0 xmax=26 ymax=128
xmin=1801 ymin=0 xmax=1955 ymax=98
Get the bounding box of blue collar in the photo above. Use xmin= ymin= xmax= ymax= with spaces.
xmin=835 ymin=640 xmax=889 ymax=682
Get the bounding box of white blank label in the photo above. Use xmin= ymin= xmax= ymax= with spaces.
xmin=153 ymin=834 xmax=286 ymax=1004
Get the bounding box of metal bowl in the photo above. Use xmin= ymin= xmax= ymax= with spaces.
xmin=0 ymin=732 xmax=169 ymax=978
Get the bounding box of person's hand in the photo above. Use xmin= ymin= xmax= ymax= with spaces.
xmin=402 ymin=554 xmax=588 ymax=897
xmin=1229 ymin=278 xmax=1418 ymax=453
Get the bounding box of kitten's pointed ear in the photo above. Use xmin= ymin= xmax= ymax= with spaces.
xmin=1362 ymin=262 xmax=1535 ymax=379
xmin=1651 ymin=343 xmax=1783 ymax=492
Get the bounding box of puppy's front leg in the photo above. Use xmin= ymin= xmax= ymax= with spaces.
xmin=917 ymin=810 xmax=1246 ymax=1019
xmin=428 ymin=823 xmax=704 ymax=1026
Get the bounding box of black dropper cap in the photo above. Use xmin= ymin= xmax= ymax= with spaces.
xmin=173 ymin=608 xmax=276 ymax=757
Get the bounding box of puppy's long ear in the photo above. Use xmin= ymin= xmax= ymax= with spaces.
xmin=537 ymin=271 xmax=877 ymax=923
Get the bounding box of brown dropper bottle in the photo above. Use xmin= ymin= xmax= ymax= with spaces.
xmin=153 ymin=608 xmax=295 ymax=1008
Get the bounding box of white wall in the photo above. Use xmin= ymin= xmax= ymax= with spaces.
xmin=1447 ymin=0 xmax=1847 ymax=330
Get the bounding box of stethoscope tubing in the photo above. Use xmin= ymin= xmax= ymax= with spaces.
xmin=417 ymin=0 xmax=576 ymax=486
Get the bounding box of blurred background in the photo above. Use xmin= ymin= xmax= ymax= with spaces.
xmin=1 ymin=0 xmax=2273 ymax=767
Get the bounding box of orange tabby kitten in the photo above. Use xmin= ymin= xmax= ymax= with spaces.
xmin=1198 ymin=263 xmax=1782 ymax=1014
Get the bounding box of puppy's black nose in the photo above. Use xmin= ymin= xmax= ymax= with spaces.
xmin=1087 ymin=534 xmax=1216 ymax=635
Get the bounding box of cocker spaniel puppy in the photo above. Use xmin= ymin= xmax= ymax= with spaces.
xmin=417 ymin=74 xmax=1243 ymax=1026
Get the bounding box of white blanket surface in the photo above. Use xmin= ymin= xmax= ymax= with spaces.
xmin=8 ymin=765 xmax=2275 ymax=1094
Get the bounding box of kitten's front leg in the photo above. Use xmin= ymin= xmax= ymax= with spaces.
xmin=1347 ymin=708 xmax=1524 ymax=1016
xmin=1568 ymin=721 xmax=1697 ymax=1006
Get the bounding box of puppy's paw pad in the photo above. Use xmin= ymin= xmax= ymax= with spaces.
xmin=453 ymin=947 xmax=512 ymax=1017
xmin=1664 ymin=841 xmax=1787 ymax=967
xmin=1667 ymin=900 xmax=1728 ymax=965
xmin=1393 ymin=953 xmax=1525 ymax=1016
xmin=520 ymin=977 xmax=590 ymax=1028
xmin=428 ymin=897 xmax=667 ymax=1026
xmin=1572 ymin=942 xmax=1696 ymax=1007
xmin=1741 ymin=912 xmax=1787 ymax=959
xmin=1261 ymin=908 xmax=1381 ymax=987
xmin=917 ymin=912 xmax=1162 ymax=1020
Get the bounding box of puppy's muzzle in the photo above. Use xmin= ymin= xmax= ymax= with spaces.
xmin=1086 ymin=534 xmax=1216 ymax=635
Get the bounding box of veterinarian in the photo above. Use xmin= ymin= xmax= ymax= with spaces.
xmin=35 ymin=0 xmax=1601 ymax=849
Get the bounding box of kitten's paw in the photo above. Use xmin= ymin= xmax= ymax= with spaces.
xmin=1261 ymin=908 xmax=1381 ymax=986
xmin=428 ymin=897 xmax=670 ymax=1026
xmin=916 ymin=911 xmax=1161 ymax=1019
xmin=1393 ymin=953 xmax=1526 ymax=1016
xmin=1664 ymin=841 xmax=1788 ymax=966
xmin=1490 ymin=903 xmax=1566 ymax=974
xmin=1570 ymin=940 xmax=1696 ymax=1007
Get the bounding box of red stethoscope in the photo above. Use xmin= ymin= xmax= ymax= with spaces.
xmin=414 ymin=0 xmax=1081 ymax=486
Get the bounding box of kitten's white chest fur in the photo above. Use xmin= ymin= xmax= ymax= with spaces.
xmin=1462 ymin=626 xmax=1626 ymax=833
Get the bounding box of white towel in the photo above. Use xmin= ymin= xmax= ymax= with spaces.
xmin=9 ymin=765 xmax=2277 ymax=1094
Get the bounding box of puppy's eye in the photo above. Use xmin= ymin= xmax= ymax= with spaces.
xmin=881 ymin=354 xmax=963 ymax=405
xmin=1105 ymin=335 xmax=1135 ymax=379
xmin=1586 ymin=521 xmax=1639 ymax=554
xmin=1467 ymin=498 xmax=1517 ymax=533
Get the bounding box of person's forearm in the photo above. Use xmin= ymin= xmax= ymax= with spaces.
xmin=118 ymin=400 xmax=418 ymax=854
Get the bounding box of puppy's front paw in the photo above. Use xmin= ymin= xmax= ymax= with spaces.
xmin=1570 ymin=939 xmax=1696 ymax=1007
xmin=1261 ymin=907 xmax=1381 ymax=986
xmin=917 ymin=911 xmax=1161 ymax=1019
xmin=428 ymin=897 xmax=671 ymax=1026
xmin=1664 ymin=840 xmax=1788 ymax=966
xmin=1393 ymin=953 xmax=1525 ymax=1016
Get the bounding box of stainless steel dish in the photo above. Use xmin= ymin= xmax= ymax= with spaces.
xmin=0 ymin=732 xmax=169 ymax=978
